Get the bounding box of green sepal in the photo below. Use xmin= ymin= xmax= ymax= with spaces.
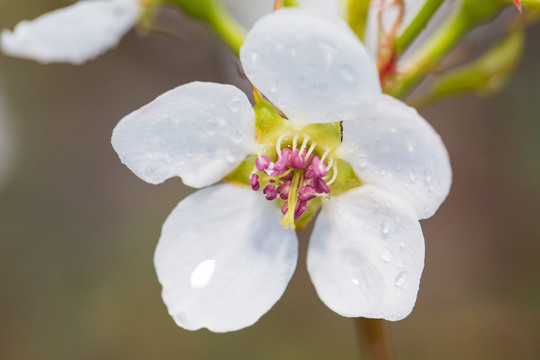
xmin=224 ymin=154 xmax=257 ymax=186
xmin=328 ymin=159 xmax=362 ymax=196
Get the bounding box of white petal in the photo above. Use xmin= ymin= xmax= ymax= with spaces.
xmin=1 ymin=0 xmax=141 ymax=64
xmin=240 ymin=8 xmax=381 ymax=126
xmin=339 ymin=94 xmax=451 ymax=219
xmin=307 ymin=185 xmax=424 ymax=320
xmin=154 ymin=183 xmax=298 ymax=332
xmin=112 ymin=82 xmax=257 ymax=188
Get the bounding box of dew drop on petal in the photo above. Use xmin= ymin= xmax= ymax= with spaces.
xmin=357 ymin=156 xmax=368 ymax=169
xmin=395 ymin=271 xmax=408 ymax=287
xmin=269 ymin=76 xmax=280 ymax=92
xmin=380 ymin=220 xmax=391 ymax=237
xmin=230 ymin=129 xmax=244 ymax=144
xmin=206 ymin=121 xmax=217 ymax=135
xmin=340 ymin=64 xmax=355 ymax=82
xmin=174 ymin=312 xmax=189 ymax=327
xmin=408 ymin=169 xmax=417 ymax=183
xmin=190 ymin=259 xmax=216 ymax=289
xmin=297 ymin=74 xmax=307 ymax=87
xmin=380 ymin=249 xmax=392 ymax=262
xmin=229 ymin=99 xmax=241 ymax=112
xmin=249 ymin=49 xmax=258 ymax=63
xmin=424 ymin=168 xmax=432 ymax=182
xmin=351 ymin=278 xmax=360 ymax=286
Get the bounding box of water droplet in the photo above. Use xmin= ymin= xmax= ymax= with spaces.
xmin=297 ymin=74 xmax=307 ymax=87
xmin=190 ymin=259 xmax=216 ymax=288
xmin=229 ymin=99 xmax=241 ymax=112
xmin=408 ymin=169 xmax=417 ymax=183
xmin=407 ymin=145 xmax=414 ymax=153
xmin=424 ymin=169 xmax=432 ymax=182
xmin=206 ymin=121 xmax=217 ymax=135
xmin=381 ymin=249 xmax=392 ymax=262
xmin=341 ymin=64 xmax=355 ymax=82
xmin=269 ymin=76 xmax=280 ymax=92
xmin=399 ymin=241 xmax=406 ymax=249
xmin=380 ymin=220 xmax=391 ymax=237
xmin=174 ymin=312 xmax=189 ymax=327
xmin=230 ymin=129 xmax=244 ymax=144
xmin=351 ymin=278 xmax=360 ymax=286
xmin=357 ymin=156 xmax=368 ymax=168
xmin=289 ymin=48 xmax=297 ymax=58
xmin=318 ymin=81 xmax=328 ymax=93
xmin=376 ymin=168 xmax=385 ymax=176
xmin=274 ymin=41 xmax=284 ymax=51
xmin=395 ymin=271 xmax=408 ymax=287
xmin=249 ymin=49 xmax=258 ymax=63
xmin=423 ymin=205 xmax=429 ymax=215
xmin=226 ymin=153 xmax=238 ymax=164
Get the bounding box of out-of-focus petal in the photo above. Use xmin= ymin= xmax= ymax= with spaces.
xmin=112 ymin=82 xmax=257 ymax=188
xmin=241 ymin=8 xmax=380 ymax=127
xmin=154 ymin=183 xmax=298 ymax=332
xmin=339 ymin=94 xmax=451 ymax=219
xmin=307 ymin=185 xmax=424 ymax=320
xmin=1 ymin=0 xmax=141 ymax=64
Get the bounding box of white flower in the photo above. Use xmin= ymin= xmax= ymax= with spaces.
xmin=111 ymin=8 xmax=451 ymax=332
xmin=1 ymin=0 xmax=142 ymax=64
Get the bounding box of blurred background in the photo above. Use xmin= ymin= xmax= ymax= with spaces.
xmin=0 ymin=1 xmax=539 ymax=359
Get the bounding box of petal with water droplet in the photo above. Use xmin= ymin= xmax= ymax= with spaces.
xmin=240 ymin=8 xmax=380 ymax=126
xmin=339 ymin=94 xmax=452 ymax=219
xmin=1 ymin=0 xmax=141 ymax=64
xmin=307 ymin=185 xmax=424 ymax=320
xmin=155 ymin=183 xmax=298 ymax=332
xmin=112 ymin=82 xmax=257 ymax=188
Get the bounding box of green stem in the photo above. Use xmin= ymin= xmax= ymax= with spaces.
xmin=346 ymin=0 xmax=371 ymax=41
xmin=205 ymin=6 xmax=246 ymax=55
xmin=355 ymin=318 xmax=394 ymax=360
xmin=168 ymin=0 xmax=246 ymax=55
xmin=395 ymin=0 xmax=444 ymax=54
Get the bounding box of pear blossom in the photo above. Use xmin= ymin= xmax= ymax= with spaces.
xmin=112 ymin=8 xmax=451 ymax=332
xmin=1 ymin=0 xmax=142 ymax=64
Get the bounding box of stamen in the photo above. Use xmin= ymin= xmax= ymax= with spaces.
xmin=326 ymin=163 xmax=339 ymax=186
xmin=300 ymin=135 xmax=310 ymax=153
xmin=292 ymin=135 xmax=298 ymax=150
xmin=326 ymin=157 xmax=334 ymax=171
xmin=320 ymin=147 xmax=331 ymax=164
xmin=276 ymin=133 xmax=288 ymax=156
xmin=305 ymin=142 xmax=316 ymax=160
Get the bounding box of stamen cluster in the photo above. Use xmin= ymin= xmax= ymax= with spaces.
xmin=249 ymin=135 xmax=337 ymax=229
